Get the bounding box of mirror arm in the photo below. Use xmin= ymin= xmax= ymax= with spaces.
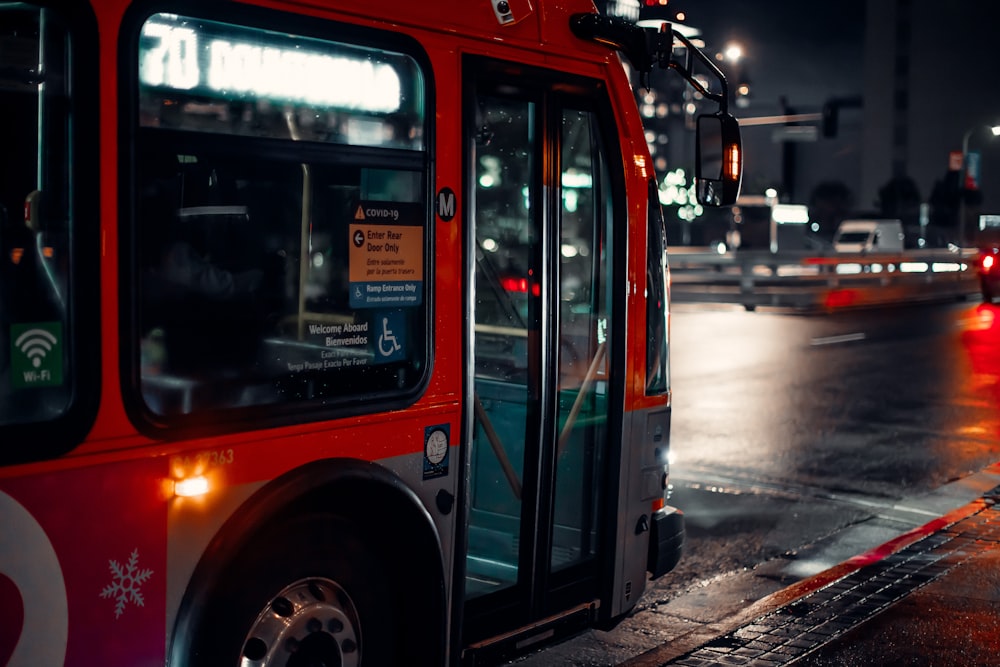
xmin=569 ymin=14 xmax=731 ymax=113
xmin=664 ymin=29 xmax=730 ymax=114
xmin=570 ymin=11 xmax=742 ymax=206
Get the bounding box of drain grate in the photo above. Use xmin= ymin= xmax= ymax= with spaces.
xmin=662 ymin=495 xmax=1000 ymax=666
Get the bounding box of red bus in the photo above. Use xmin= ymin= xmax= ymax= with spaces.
xmin=0 ymin=1 xmax=740 ymax=664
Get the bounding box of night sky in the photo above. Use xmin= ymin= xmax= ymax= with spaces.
xmin=668 ymin=1 xmax=867 ymax=115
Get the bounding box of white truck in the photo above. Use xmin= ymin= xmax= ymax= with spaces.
xmin=833 ymin=219 xmax=905 ymax=252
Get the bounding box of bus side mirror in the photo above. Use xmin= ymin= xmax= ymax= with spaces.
xmin=695 ymin=113 xmax=742 ymax=207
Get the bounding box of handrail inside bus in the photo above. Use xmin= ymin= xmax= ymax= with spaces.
xmin=285 ymin=111 xmax=313 ymax=340
xmin=473 ymin=391 xmax=523 ymax=500
xmin=557 ymin=341 xmax=606 ymax=458
xmin=474 ymin=323 xmax=528 ymax=338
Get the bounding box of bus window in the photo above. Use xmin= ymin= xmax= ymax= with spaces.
xmin=0 ymin=6 xmax=75 ymax=429
xmin=646 ymin=179 xmax=669 ymax=395
xmin=131 ymin=12 xmax=429 ymax=423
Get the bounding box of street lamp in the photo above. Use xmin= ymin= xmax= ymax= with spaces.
xmin=958 ymin=122 xmax=1000 ymax=248
xmin=719 ymin=41 xmax=750 ymax=109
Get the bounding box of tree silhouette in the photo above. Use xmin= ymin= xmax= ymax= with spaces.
xmin=875 ymin=176 xmax=921 ymax=227
xmin=808 ymin=181 xmax=853 ymax=240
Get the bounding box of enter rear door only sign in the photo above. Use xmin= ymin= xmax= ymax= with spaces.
xmin=335 ymin=201 xmax=423 ymax=365
xmin=349 ymin=201 xmax=423 ymax=307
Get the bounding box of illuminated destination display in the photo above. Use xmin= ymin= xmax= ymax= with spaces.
xmin=139 ymin=14 xmax=403 ymax=113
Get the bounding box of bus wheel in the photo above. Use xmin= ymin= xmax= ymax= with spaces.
xmin=242 ymin=577 xmax=362 ymax=666
xmin=185 ymin=514 xmax=397 ymax=666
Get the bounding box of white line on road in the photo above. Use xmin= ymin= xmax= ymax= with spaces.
xmin=810 ymin=332 xmax=867 ymax=346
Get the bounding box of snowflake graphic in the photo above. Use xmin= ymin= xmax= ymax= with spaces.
xmin=100 ymin=548 xmax=154 ymax=619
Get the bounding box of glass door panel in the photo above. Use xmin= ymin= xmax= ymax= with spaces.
xmin=467 ymin=96 xmax=537 ymax=599
xmin=463 ymin=63 xmax=620 ymax=645
xmin=552 ymin=108 xmax=610 ymax=575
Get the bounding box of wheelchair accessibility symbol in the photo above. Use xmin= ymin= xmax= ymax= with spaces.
xmin=374 ymin=311 xmax=406 ymax=363
xmin=379 ymin=317 xmax=401 ymax=356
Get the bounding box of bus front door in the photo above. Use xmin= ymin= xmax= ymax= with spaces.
xmin=463 ymin=59 xmax=621 ymax=651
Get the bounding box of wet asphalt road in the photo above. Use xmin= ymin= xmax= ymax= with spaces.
xmin=512 ymin=299 xmax=1000 ymax=666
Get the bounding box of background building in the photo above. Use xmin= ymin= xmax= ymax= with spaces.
xmin=600 ymin=0 xmax=1000 ymax=245
xmin=862 ymin=0 xmax=1000 ymax=243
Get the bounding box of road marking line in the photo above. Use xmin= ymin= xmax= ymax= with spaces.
xmin=810 ymin=332 xmax=866 ymax=346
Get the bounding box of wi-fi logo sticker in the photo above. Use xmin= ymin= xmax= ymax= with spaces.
xmin=10 ymin=322 xmax=63 ymax=387
xmin=15 ymin=328 xmax=57 ymax=368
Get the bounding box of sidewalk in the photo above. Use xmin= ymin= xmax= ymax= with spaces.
xmin=640 ymin=464 xmax=1000 ymax=666
xmin=798 ymin=525 xmax=1000 ymax=666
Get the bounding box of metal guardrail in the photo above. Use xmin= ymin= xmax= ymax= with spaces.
xmin=667 ymin=247 xmax=981 ymax=311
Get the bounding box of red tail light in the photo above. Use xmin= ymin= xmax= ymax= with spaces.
xmin=500 ymin=276 xmax=541 ymax=296
xmin=500 ymin=276 xmax=528 ymax=293
xmin=983 ymin=254 xmax=997 ymax=271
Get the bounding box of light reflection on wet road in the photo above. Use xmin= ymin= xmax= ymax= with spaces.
xmin=669 ymin=301 xmax=1000 ymax=498
xmin=513 ymin=300 xmax=1000 ymax=666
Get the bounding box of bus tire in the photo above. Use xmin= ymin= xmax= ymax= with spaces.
xmin=185 ymin=513 xmax=398 ymax=666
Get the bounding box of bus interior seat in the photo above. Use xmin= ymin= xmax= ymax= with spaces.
xmin=141 ymin=174 xmax=269 ymax=376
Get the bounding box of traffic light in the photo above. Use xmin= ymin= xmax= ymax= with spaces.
xmin=820 ymin=96 xmax=861 ymax=139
